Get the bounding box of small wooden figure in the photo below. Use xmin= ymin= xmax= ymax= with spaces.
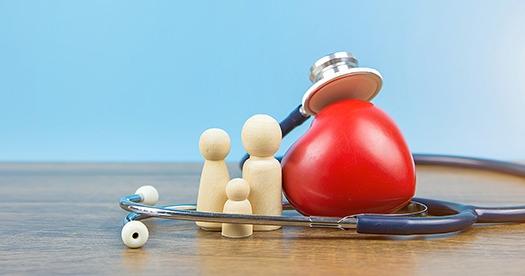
xmin=241 ymin=114 xmax=283 ymax=231
xmin=222 ymin=178 xmax=253 ymax=238
xmin=196 ymin=128 xmax=231 ymax=231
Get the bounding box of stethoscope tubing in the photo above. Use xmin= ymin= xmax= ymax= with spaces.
xmin=120 ymin=186 xmax=525 ymax=235
xmin=413 ymin=154 xmax=525 ymax=179
xmin=120 ymin=195 xmax=361 ymax=230
xmin=413 ymin=154 xmax=525 ymax=224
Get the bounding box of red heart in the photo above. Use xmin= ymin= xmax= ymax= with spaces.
xmin=282 ymin=99 xmax=416 ymax=217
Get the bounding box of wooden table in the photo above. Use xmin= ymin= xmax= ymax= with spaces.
xmin=2 ymin=162 xmax=525 ymax=275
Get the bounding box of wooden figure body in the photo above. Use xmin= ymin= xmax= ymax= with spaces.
xmin=241 ymin=114 xmax=283 ymax=231
xmin=196 ymin=128 xmax=231 ymax=231
xmin=222 ymin=178 xmax=253 ymax=238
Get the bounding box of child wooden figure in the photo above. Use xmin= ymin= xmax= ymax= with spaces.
xmin=222 ymin=178 xmax=253 ymax=238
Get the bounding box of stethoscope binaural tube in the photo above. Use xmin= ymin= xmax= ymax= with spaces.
xmin=120 ymin=192 xmax=525 ymax=235
xmin=356 ymin=198 xmax=478 ymax=235
xmin=121 ymin=193 xmax=452 ymax=234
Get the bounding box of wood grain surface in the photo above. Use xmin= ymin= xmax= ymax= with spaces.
xmin=1 ymin=162 xmax=525 ymax=275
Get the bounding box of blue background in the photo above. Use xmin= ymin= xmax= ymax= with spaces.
xmin=1 ymin=1 xmax=524 ymax=162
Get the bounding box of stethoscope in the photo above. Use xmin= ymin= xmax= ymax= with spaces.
xmin=119 ymin=52 xmax=525 ymax=248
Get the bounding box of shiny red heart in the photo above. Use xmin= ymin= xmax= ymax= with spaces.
xmin=282 ymin=99 xmax=416 ymax=217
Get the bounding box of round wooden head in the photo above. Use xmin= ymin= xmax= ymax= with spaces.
xmin=226 ymin=178 xmax=250 ymax=201
xmin=199 ymin=128 xmax=231 ymax=161
xmin=241 ymin=114 xmax=282 ymax=158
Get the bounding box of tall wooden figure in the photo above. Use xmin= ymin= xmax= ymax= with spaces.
xmin=222 ymin=178 xmax=253 ymax=238
xmin=241 ymin=114 xmax=282 ymax=231
xmin=196 ymin=128 xmax=231 ymax=231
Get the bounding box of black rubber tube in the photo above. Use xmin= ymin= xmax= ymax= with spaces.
xmin=413 ymin=154 xmax=525 ymax=178
xmin=356 ymin=198 xmax=478 ymax=235
xmin=356 ymin=211 xmax=477 ymax=235
xmin=474 ymin=206 xmax=525 ymax=223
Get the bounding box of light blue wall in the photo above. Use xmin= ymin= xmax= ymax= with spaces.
xmin=1 ymin=1 xmax=524 ymax=161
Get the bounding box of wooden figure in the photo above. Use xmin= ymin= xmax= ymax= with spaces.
xmin=196 ymin=128 xmax=231 ymax=231
xmin=241 ymin=114 xmax=283 ymax=231
xmin=221 ymin=178 xmax=253 ymax=238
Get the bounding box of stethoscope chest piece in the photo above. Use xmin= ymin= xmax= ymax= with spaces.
xmin=302 ymin=52 xmax=383 ymax=115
